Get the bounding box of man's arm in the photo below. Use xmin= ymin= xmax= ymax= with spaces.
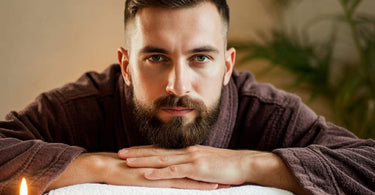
xmin=0 ymin=82 xmax=220 ymax=194
xmin=117 ymin=145 xmax=308 ymax=194
xmin=0 ymin=92 xmax=86 ymax=195
xmin=0 ymin=138 xmax=84 ymax=195
xmin=116 ymin=101 xmax=375 ymax=195
xmin=273 ymin=120 xmax=375 ymax=194
xmin=0 ymin=66 xmax=124 ymax=194
xmin=115 ymin=127 xmax=375 ymax=195
xmin=47 ymin=152 xmax=222 ymax=191
xmin=268 ymin=100 xmax=375 ymax=195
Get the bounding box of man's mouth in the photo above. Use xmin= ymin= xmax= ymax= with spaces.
xmin=161 ymin=107 xmax=194 ymax=116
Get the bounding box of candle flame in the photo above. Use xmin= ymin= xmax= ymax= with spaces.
xmin=20 ymin=177 xmax=28 ymax=195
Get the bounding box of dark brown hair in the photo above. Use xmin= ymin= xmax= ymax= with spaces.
xmin=124 ymin=0 xmax=230 ymax=35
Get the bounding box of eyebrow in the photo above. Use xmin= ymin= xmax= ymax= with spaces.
xmin=140 ymin=46 xmax=169 ymax=54
xmin=139 ymin=45 xmax=220 ymax=55
xmin=188 ymin=45 xmax=219 ymax=54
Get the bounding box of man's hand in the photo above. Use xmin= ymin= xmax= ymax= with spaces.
xmin=118 ymin=145 xmax=307 ymax=194
xmin=46 ymin=152 xmax=219 ymax=192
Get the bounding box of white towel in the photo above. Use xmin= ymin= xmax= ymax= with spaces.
xmin=48 ymin=183 xmax=293 ymax=195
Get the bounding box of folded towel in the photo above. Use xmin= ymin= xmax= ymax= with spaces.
xmin=48 ymin=183 xmax=293 ymax=195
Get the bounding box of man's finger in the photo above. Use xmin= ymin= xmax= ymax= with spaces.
xmin=144 ymin=164 xmax=194 ymax=180
xmin=153 ymin=179 xmax=218 ymax=190
xmin=126 ymin=154 xmax=191 ymax=168
xmin=118 ymin=146 xmax=186 ymax=159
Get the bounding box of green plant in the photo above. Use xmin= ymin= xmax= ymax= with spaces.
xmin=231 ymin=0 xmax=375 ymax=139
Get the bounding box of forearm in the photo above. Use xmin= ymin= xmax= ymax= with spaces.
xmin=274 ymin=143 xmax=375 ymax=195
xmin=242 ymin=152 xmax=308 ymax=195
xmin=118 ymin=145 xmax=309 ymax=194
xmin=46 ymin=153 xmax=103 ymax=191
xmin=47 ymin=152 xmax=218 ymax=192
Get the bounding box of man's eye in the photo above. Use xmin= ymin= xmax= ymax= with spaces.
xmin=148 ymin=55 xmax=165 ymax=62
xmin=194 ymin=55 xmax=209 ymax=62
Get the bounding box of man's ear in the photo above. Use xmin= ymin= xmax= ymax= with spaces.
xmin=223 ymin=47 xmax=236 ymax=85
xmin=117 ymin=47 xmax=131 ymax=86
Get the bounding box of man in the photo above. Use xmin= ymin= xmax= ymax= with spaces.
xmin=0 ymin=0 xmax=374 ymax=194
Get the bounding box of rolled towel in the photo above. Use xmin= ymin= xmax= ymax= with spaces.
xmin=47 ymin=183 xmax=293 ymax=195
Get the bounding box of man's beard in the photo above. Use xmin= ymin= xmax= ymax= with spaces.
xmin=131 ymin=89 xmax=221 ymax=149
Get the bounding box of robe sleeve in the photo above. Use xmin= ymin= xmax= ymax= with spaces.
xmin=0 ymin=90 xmax=85 ymax=195
xmin=272 ymin=101 xmax=375 ymax=195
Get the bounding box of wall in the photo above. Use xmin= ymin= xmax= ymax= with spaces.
xmin=0 ymin=0 xmax=124 ymax=119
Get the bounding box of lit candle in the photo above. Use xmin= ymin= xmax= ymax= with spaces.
xmin=20 ymin=177 xmax=28 ymax=195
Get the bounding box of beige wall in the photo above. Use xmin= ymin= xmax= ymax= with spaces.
xmin=0 ymin=0 xmax=125 ymax=119
xmin=1 ymin=0 xmax=374 ymax=120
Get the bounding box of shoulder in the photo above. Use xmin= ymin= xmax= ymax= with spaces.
xmin=14 ymin=64 xmax=123 ymax=119
xmin=230 ymin=70 xmax=321 ymax=150
xmin=53 ymin=64 xmax=122 ymax=103
xmin=231 ymin=70 xmax=301 ymax=109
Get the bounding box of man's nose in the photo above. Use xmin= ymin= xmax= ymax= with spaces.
xmin=166 ymin=61 xmax=191 ymax=97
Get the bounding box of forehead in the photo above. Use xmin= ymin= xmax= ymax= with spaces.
xmin=127 ymin=2 xmax=226 ymax=52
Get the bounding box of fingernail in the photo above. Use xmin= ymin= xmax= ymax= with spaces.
xmin=127 ymin=158 xmax=136 ymax=162
xmin=119 ymin=149 xmax=128 ymax=155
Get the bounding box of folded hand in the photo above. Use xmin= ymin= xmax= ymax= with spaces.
xmin=118 ymin=145 xmax=258 ymax=185
xmin=118 ymin=145 xmax=306 ymax=194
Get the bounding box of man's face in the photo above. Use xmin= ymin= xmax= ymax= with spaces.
xmin=118 ymin=2 xmax=235 ymax=148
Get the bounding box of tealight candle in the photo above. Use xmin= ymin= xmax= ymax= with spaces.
xmin=20 ymin=177 xmax=28 ymax=195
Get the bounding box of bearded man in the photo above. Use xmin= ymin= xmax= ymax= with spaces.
xmin=0 ymin=1 xmax=374 ymax=195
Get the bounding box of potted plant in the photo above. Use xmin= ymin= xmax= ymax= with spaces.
xmin=231 ymin=0 xmax=375 ymax=139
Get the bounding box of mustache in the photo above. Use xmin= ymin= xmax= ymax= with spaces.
xmin=152 ymin=95 xmax=207 ymax=113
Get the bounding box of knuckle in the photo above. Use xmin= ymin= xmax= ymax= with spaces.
xmin=159 ymin=156 xmax=169 ymax=163
xmin=185 ymin=145 xmax=198 ymax=153
xmin=168 ymin=165 xmax=178 ymax=173
xmin=189 ymin=151 xmax=200 ymax=159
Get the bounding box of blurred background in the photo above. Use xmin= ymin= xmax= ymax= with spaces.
xmin=0 ymin=0 xmax=374 ymax=138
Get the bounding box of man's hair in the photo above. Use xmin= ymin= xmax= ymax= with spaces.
xmin=124 ymin=0 xmax=230 ymax=37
